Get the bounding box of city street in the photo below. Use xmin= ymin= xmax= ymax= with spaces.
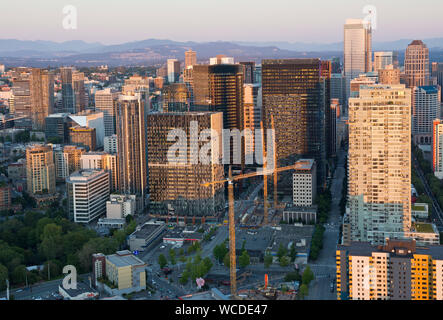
xmin=306 ymin=149 xmax=345 ymax=300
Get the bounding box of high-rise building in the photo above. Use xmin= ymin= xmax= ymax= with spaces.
xmin=433 ymin=119 xmax=443 ymax=179
xmin=405 ymin=40 xmax=430 ymax=88
xmin=167 ymin=59 xmax=180 ymax=84
xmin=344 ymin=19 xmax=372 ymax=103
xmin=60 ymin=67 xmax=76 ymax=113
xmin=331 ymin=73 xmax=347 ymax=109
xmin=188 ymin=64 xmax=245 ymax=164
xmin=69 ymin=126 xmax=97 ymax=151
xmin=262 ymin=58 xmax=326 ymax=186
xmin=67 ymin=169 xmax=110 ymax=223
xmin=321 ymin=60 xmax=334 ymax=160
xmin=115 ymin=94 xmax=148 ymax=212
xmin=54 ymin=145 xmax=85 ymax=182
xmin=412 ymin=86 xmax=441 ymax=145
xmin=243 ymin=84 xmax=262 ymax=158
xmin=239 ymin=62 xmax=255 ymax=84
xmin=379 ymin=65 xmax=401 ymax=85
xmin=336 ymin=239 xmax=443 ymax=300
xmin=431 ymin=63 xmax=443 ymax=102
xmin=12 ymin=78 xmax=31 ymax=117
xmin=30 ymin=68 xmax=54 ymax=130
xmin=373 ymin=52 xmax=396 ymax=71
xmin=69 ymin=111 xmax=105 ymax=147
xmin=45 ymin=113 xmax=71 ymax=143
xmin=185 ymin=50 xmax=197 ymax=69
xmin=347 ymin=84 xmax=412 ymax=244
xmin=292 ymin=159 xmax=317 ymax=207
xmin=147 ymin=112 xmax=224 ymax=218
xmin=104 ymin=134 xmax=118 ymax=154
xmin=350 ymin=74 xmax=376 ymax=98
xmin=210 ymin=55 xmax=234 ymax=65
xmin=26 ymin=144 xmax=56 ymax=195
xmin=162 ymin=83 xmax=190 ymax=112
xmin=81 ymin=152 xmax=118 ymax=192
xmin=95 ymin=88 xmax=118 ymax=137
xmin=329 ymin=98 xmax=339 ymax=158
xmin=0 ymin=185 xmax=11 ymax=212
xmin=73 ymin=71 xmax=86 ymax=113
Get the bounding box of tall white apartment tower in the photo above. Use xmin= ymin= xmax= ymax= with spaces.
xmin=95 ymin=88 xmax=118 ymax=137
xmin=348 ymin=84 xmax=412 ymax=245
xmin=344 ymin=19 xmax=372 ymax=112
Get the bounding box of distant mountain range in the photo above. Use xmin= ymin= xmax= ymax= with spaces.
xmin=1 ymin=37 xmax=443 ymax=67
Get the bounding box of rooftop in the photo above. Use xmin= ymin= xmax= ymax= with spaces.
xmin=66 ymin=169 xmax=107 ymax=183
xmin=293 ymin=159 xmax=315 ymax=171
xmin=106 ymin=250 xmax=146 ymax=268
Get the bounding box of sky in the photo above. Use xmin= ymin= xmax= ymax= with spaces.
xmin=2 ymin=0 xmax=443 ymax=45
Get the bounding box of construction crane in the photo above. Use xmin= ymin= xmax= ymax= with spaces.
xmin=202 ymin=132 xmax=303 ymax=297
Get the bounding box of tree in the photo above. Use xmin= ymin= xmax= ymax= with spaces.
xmin=180 ymin=270 xmax=189 ymax=285
xmin=213 ymin=244 xmax=228 ymax=263
xmin=277 ymin=243 xmax=287 ymax=260
xmin=279 ymin=256 xmax=290 ymax=267
xmin=169 ymin=249 xmax=176 ymax=265
xmin=299 ymin=284 xmax=309 ymax=299
xmin=202 ymin=257 xmax=213 ymax=274
xmin=239 ymin=250 xmax=250 ymax=268
xmin=158 ymin=254 xmax=167 ymax=269
xmin=264 ymin=254 xmax=273 ymax=268
xmin=284 ymin=271 xmax=301 ymax=282
xmin=39 ymin=223 xmax=63 ymax=260
xmin=0 ymin=264 xmax=8 ymax=290
xmin=289 ymin=244 xmax=297 ymax=262
xmin=302 ymin=265 xmax=314 ymax=285
xmin=12 ymin=265 xmax=27 ymax=285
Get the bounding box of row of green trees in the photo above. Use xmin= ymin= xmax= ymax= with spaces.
xmin=413 ymin=146 xmax=438 ymax=218
xmin=309 ymin=225 xmax=325 ymax=261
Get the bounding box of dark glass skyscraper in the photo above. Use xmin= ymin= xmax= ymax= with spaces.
xmin=262 ymin=58 xmax=326 ymax=187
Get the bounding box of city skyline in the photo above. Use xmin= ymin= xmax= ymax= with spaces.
xmin=3 ymin=0 xmax=443 ymax=44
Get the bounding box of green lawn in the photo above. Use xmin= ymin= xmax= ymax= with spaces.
xmin=414 ymin=223 xmax=434 ymax=233
xmin=412 ymin=205 xmax=426 ymax=212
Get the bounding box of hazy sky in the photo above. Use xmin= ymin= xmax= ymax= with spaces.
xmin=2 ymin=0 xmax=442 ymax=44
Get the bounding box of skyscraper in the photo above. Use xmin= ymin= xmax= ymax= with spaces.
xmin=60 ymin=67 xmax=76 ymax=113
xmin=405 ymin=40 xmax=430 ymax=88
xmin=243 ymin=83 xmax=262 ymax=158
xmin=432 ymin=119 xmax=443 ymax=179
xmin=373 ymin=51 xmax=396 ymax=71
xmin=54 ymin=145 xmax=85 ymax=182
xmin=185 ymin=50 xmax=197 ymax=69
xmin=12 ymin=77 xmax=31 ymax=117
xmin=162 ymin=83 xmax=190 ymax=112
xmin=30 ymin=68 xmax=54 ymax=131
xmin=147 ymin=112 xmax=224 ymax=219
xmin=262 ymin=58 xmax=326 ymax=186
xmin=379 ymin=65 xmax=401 ymax=85
xmin=95 ymin=88 xmax=118 ymax=137
xmin=73 ymin=71 xmax=86 ymax=113
xmin=347 ymin=84 xmax=412 ymax=244
xmin=412 ymin=86 xmax=441 ymax=145
xmin=167 ymin=59 xmax=181 ymax=84
xmin=344 ymin=19 xmax=372 ymax=109
xmin=115 ymin=94 xmax=147 ymax=212
xmin=26 ymin=144 xmax=56 ymax=195
xmin=239 ymin=62 xmax=255 ymax=84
